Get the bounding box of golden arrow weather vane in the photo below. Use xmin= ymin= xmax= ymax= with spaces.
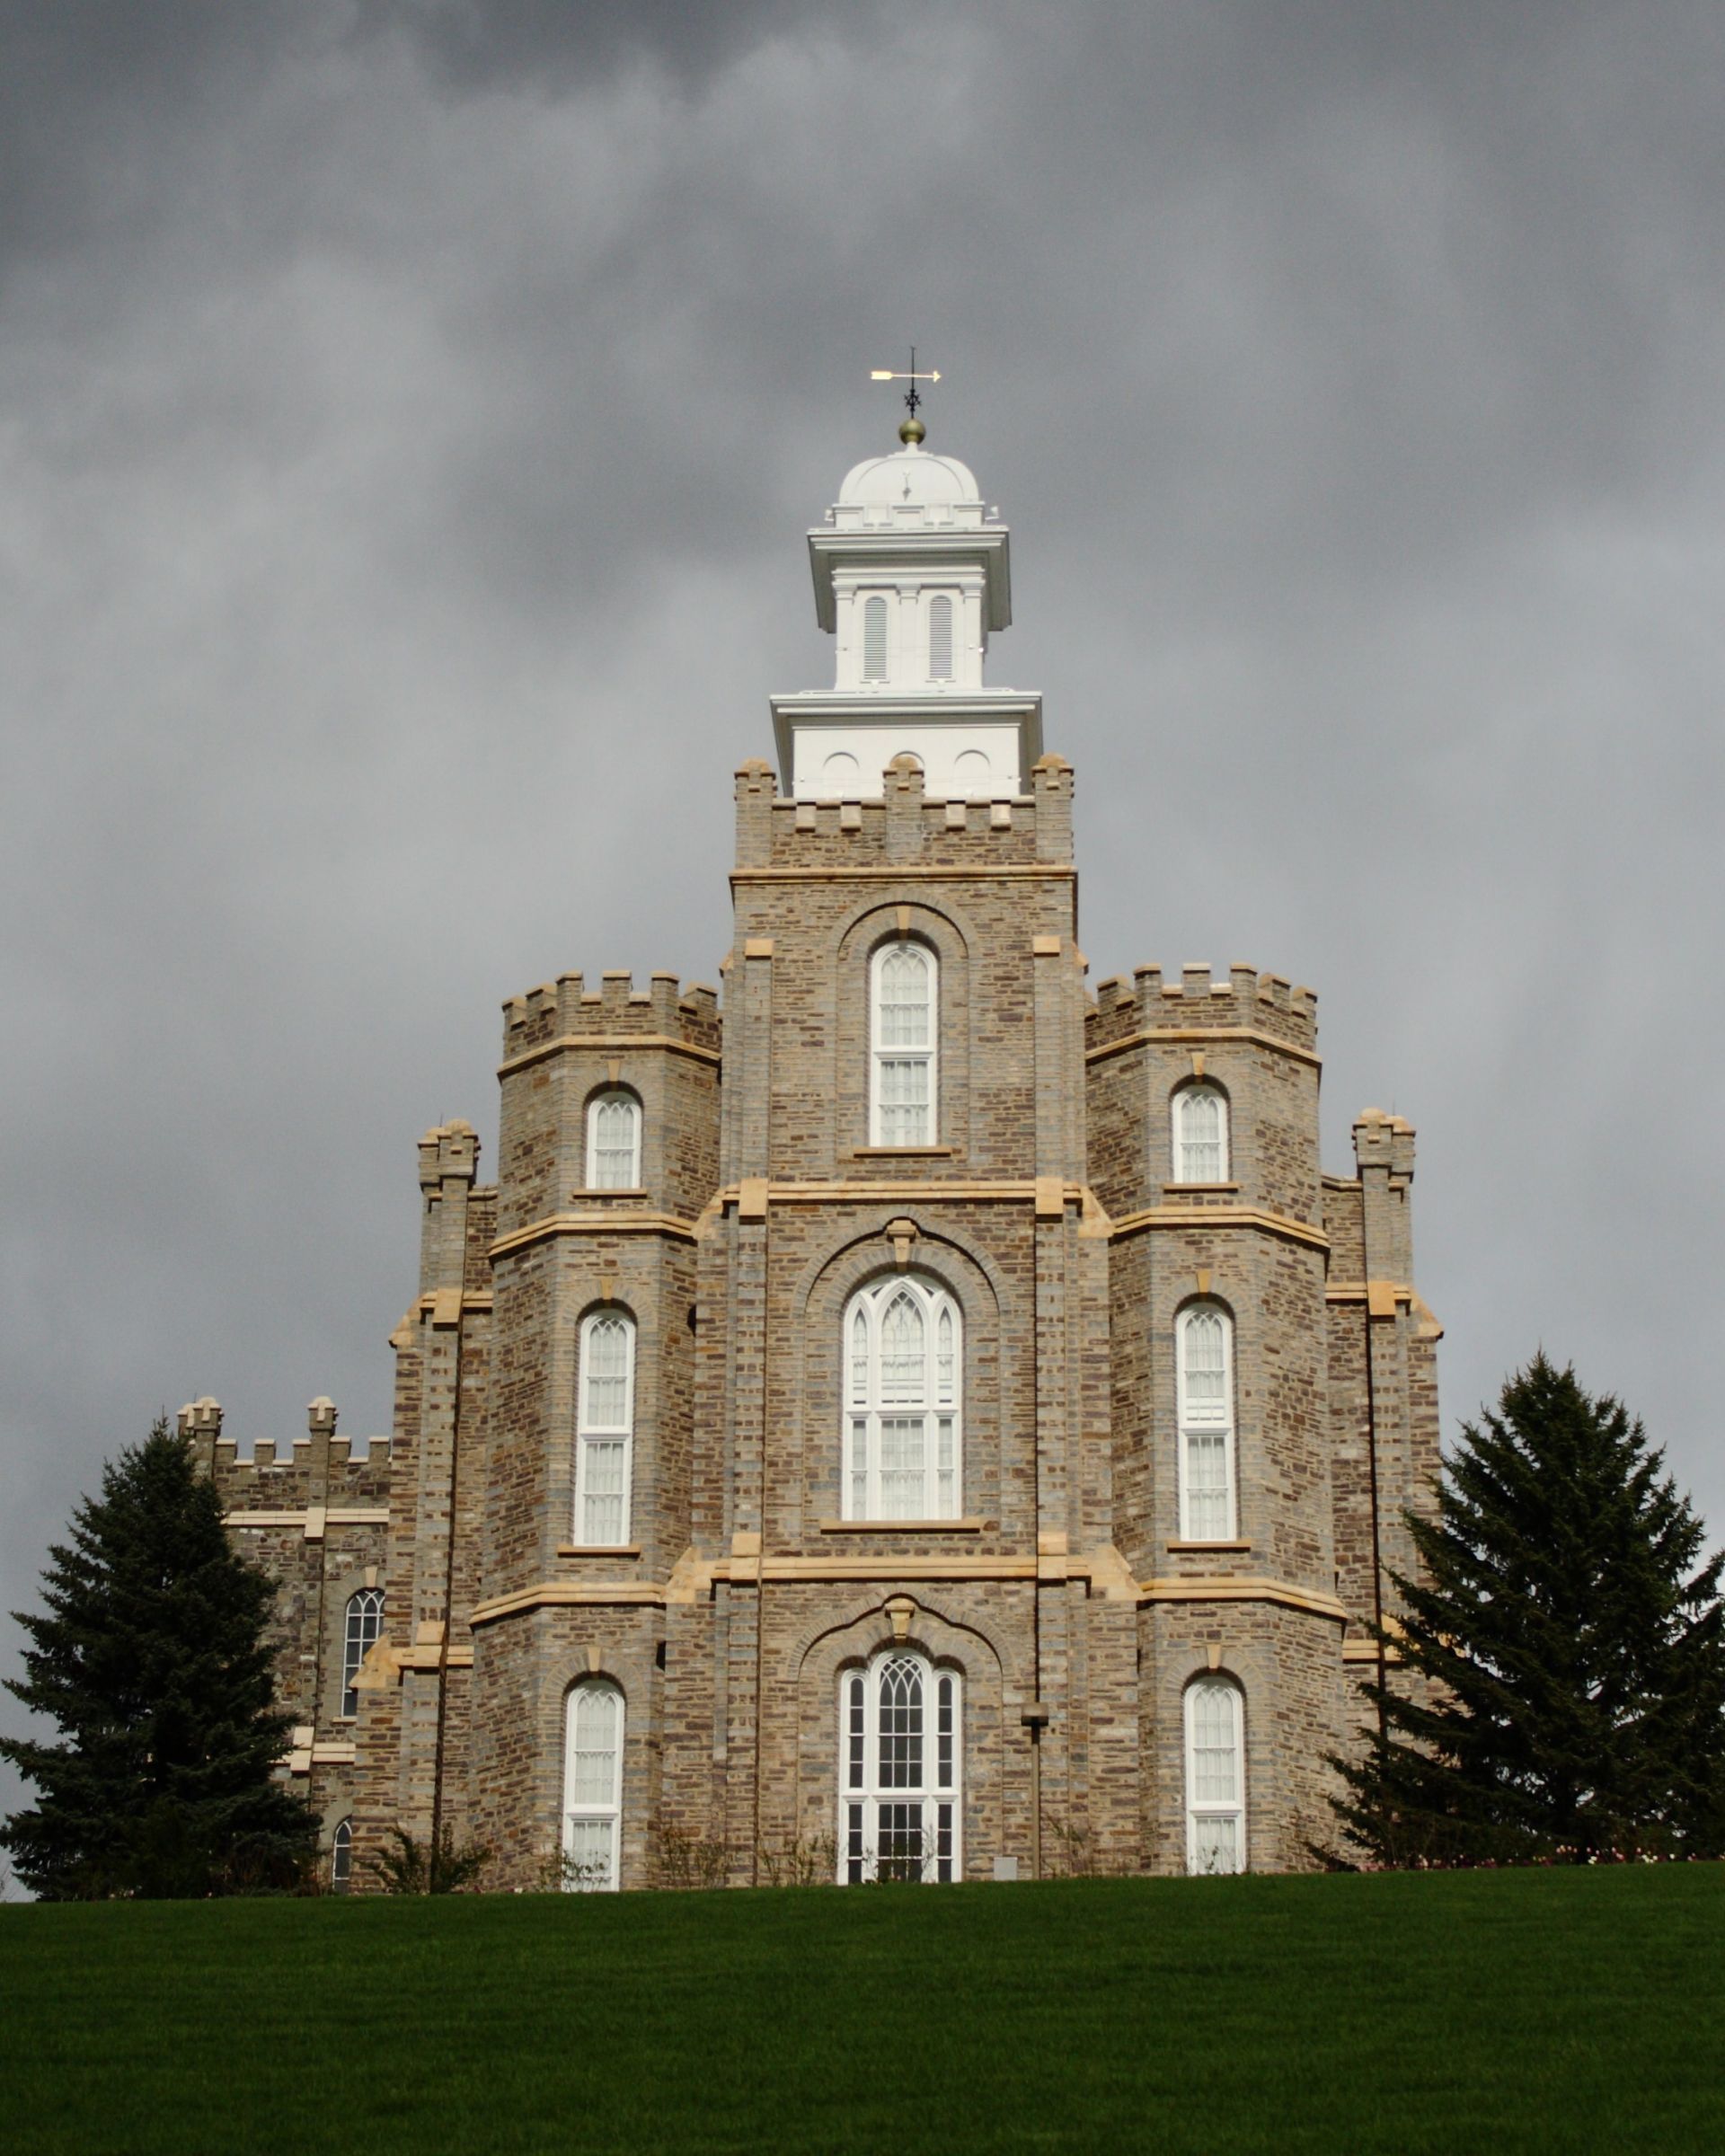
xmin=871 ymin=345 xmax=941 ymax=423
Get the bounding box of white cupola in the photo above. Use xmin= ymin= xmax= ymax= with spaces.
xmin=770 ymin=416 xmax=1043 ymax=800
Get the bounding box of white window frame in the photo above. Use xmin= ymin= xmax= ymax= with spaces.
xmin=861 ymin=593 xmax=889 ymax=683
xmin=585 ymin=1089 xmax=641 ymax=1190
xmin=842 ymin=1273 xmax=962 ymax=1522
xmin=869 ymin=939 xmax=938 ymax=1147
xmin=838 ymin=1652 xmax=961 ymax=1884
xmin=1172 ymin=1082 xmax=1229 ymax=1185
xmin=927 ymin=592 xmax=955 ymax=681
xmin=330 ymin=1816 xmax=353 ymax=1894
xmin=575 ymin=1310 xmax=635 ymax=1546
xmin=562 ymin=1679 xmax=624 ymax=1891
xmin=1175 ymin=1301 xmax=1237 ymax=1542
xmin=341 ymin=1586 xmax=384 ymax=1719
xmin=1184 ymin=1677 xmax=1246 ymax=1875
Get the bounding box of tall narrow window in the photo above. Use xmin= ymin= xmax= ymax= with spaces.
xmin=928 ymin=594 xmax=954 ymax=681
xmin=862 ymin=594 xmax=889 ymax=682
xmin=1184 ymin=1678 xmax=1245 ymax=1874
xmin=331 ymin=1816 xmax=354 ymax=1894
xmin=843 ymin=1273 xmax=961 ymax=1520
xmin=576 ymin=1311 xmax=635 ymax=1544
xmin=1172 ymin=1082 xmax=1229 ymax=1183
xmin=586 ymin=1090 xmax=641 ymax=1189
xmin=1176 ymin=1302 xmax=1236 ymax=1541
xmin=870 ymin=940 xmax=937 ymax=1145
xmin=341 ymin=1587 xmax=384 ymax=1719
xmin=563 ymin=1680 xmax=624 ymax=1891
xmin=840 ymin=1653 xmax=960 ymax=1883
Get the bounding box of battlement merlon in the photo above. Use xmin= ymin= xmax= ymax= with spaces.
xmin=1353 ymin=1106 xmax=1418 ymax=1287
xmin=415 ymin=1120 xmax=480 ymax=1295
xmin=1085 ymin=961 xmax=1319 ymax=1056
xmin=500 ymin=972 xmax=722 ymax=1062
xmin=181 ymin=1395 xmax=394 ymax=1511
xmin=733 ymin=752 xmax=1075 ymax=873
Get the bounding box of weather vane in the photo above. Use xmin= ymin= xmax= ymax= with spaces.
xmin=871 ymin=347 xmax=940 ymax=437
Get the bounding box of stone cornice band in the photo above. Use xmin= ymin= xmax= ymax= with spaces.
xmin=467 ymin=1561 xmax=1350 ymax=1630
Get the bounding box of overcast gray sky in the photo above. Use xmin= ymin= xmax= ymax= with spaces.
xmin=4 ymin=1 xmax=1723 ymax=1830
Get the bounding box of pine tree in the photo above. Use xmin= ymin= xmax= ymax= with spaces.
xmin=1 ymin=1416 xmax=315 ymax=1897
xmin=1335 ymin=1356 xmax=1725 ymax=1866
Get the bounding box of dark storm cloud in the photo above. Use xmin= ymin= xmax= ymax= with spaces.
xmin=367 ymin=0 xmax=836 ymax=92
xmin=4 ymin=0 xmax=1723 ymax=1851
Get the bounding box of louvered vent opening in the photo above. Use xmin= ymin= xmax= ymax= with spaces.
xmin=928 ymin=594 xmax=953 ymax=680
xmin=862 ymin=595 xmax=888 ymax=682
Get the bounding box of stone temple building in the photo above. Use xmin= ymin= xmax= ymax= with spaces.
xmin=184 ymin=415 xmax=1441 ymax=1890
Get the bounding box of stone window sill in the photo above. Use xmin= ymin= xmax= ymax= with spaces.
xmin=1165 ymin=1539 xmax=1252 ymax=1553
xmin=571 ymin=1188 xmax=649 ymax=1200
xmin=1163 ymin=1182 xmax=1240 ymax=1194
xmin=819 ymin=1517 xmax=986 ymax=1534
xmin=848 ymin=1146 xmax=959 ymax=1160
xmin=557 ymin=1544 xmax=643 ymax=1558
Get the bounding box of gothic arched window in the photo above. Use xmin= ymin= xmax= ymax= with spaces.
xmin=862 ymin=594 xmax=889 ymax=682
xmin=840 ymin=1652 xmax=960 ymax=1883
xmin=1184 ymin=1677 xmax=1245 ymax=1874
xmin=562 ymin=1680 xmax=624 ymax=1891
xmin=331 ymin=1816 xmax=354 ymax=1894
xmin=1176 ymin=1302 xmax=1236 ymax=1542
xmin=1172 ymin=1082 xmax=1229 ymax=1184
xmin=341 ymin=1587 xmax=384 ymax=1719
xmin=586 ymin=1089 xmax=641 ymax=1190
xmin=843 ymin=1273 xmax=960 ymax=1521
xmin=928 ymin=594 xmax=954 ymax=681
xmin=576 ymin=1311 xmax=635 ymax=1545
xmin=870 ymin=940 xmax=937 ymax=1146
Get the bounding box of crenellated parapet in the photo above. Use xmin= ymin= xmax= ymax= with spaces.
xmin=732 ymin=752 xmax=1075 ymax=873
xmin=1086 ymin=961 xmax=1319 ymax=1057
xmin=184 ymin=1396 xmax=394 ymax=1513
xmin=500 ymin=971 xmax=721 ymax=1062
xmin=1352 ymin=1105 xmax=1416 ymax=1184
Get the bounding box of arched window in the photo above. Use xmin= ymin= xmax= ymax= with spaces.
xmin=1172 ymin=1082 xmax=1229 ymax=1183
xmin=576 ymin=1311 xmax=635 ymax=1544
xmin=562 ymin=1680 xmax=624 ymax=1891
xmin=862 ymin=595 xmax=889 ymax=683
xmin=341 ymin=1587 xmax=384 ymax=1719
xmin=839 ymin=1652 xmax=960 ymax=1883
xmin=1184 ymin=1677 xmax=1245 ymax=1874
xmin=870 ymin=940 xmax=937 ymax=1145
xmin=1176 ymin=1302 xmax=1236 ymax=1541
xmin=586 ymin=1090 xmax=641 ymax=1190
xmin=843 ymin=1273 xmax=961 ymax=1521
xmin=331 ymin=1816 xmax=353 ymax=1894
xmin=928 ymin=594 xmax=954 ymax=681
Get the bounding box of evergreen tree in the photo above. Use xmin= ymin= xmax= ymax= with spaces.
xmin=1335 ymin=1356 xmax=1725 ymax=1865
xmin=1 ymin=1416 xmax=314 ymax=1897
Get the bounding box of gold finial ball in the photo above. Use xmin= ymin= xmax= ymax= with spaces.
xmin=899 ymin=413 xmax=926 ymax=446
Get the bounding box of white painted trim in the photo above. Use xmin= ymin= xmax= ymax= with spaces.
xmin=576 ymin=1310 xmax=635 ymax=1547
xmin=1183 ymin=1676 xmax=1246 ymax=1875
xmin=869 ymin=940 xmax=939 ymax=1147
xmin=837 ymin=1652 xmax=961 ymax=1884
xmin=341 ymin=1586 xmax=384 ymax=1719
xmin=562 ymin=1679 xmax=624 ymax=1891
xmin=1175 ymin=1302 xmax=1237 ymax=1542
xmin=1172 ymin=1082 xmax=1230 ymax=1185
xmin=585 ymin=1089 xmax=641 ymax=1190
xmin=841 ymin=1272 xmax=962 ymax=1523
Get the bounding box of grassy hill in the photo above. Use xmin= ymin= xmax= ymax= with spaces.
xmin=3 ymin=1867 xmax=1721 ymax=2154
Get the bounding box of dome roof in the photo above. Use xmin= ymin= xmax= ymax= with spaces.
xmin=836 ymin=442 xmax=982 ymax=511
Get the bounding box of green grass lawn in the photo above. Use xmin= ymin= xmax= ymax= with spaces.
xmin=2 ymin=1868 xmax=1721 ymax=2155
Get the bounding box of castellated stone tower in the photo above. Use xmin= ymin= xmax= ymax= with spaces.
xmin=196 ymin=418 xmax=1440 ymax=1888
